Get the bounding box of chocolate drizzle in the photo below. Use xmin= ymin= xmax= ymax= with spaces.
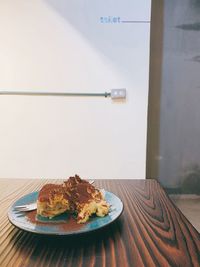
xmin=37 ymin=175 xmax=99 ymax=207
xmin=38 ymin=184 xmax=69 ymax=202
xmin=64 ymin=175 xmax=102 ymax=211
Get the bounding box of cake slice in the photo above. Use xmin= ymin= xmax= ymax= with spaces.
xmin=36 ymin=175 xmax=110 ymax=223
xmin=64 ymin=175 xmax=109 ymax=223
xmin=37 ymin=184 xmax=70 ymax=218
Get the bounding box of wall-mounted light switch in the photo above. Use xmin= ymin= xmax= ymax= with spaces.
xmin=111 ymin=89 xmax=126 ymax=99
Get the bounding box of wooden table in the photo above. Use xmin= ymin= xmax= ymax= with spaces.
xmin=0 ymin=179 xmax=200 ymax=267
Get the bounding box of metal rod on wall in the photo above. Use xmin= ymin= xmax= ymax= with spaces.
xmin=0 ymin=91 xmax=111 ymax=97
xmin=0 ymin=89 xmax=126 ymax=99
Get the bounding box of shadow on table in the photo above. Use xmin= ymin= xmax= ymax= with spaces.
xmin=7 ymin=218 xmax=124 ymax=266
xmin=33 ymin=217 xmax=124 ymax=247
xmin=10 ymin=216 xmax=125 ymax=256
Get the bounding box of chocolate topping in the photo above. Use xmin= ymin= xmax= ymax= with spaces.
xmin=69 ymin=183 xmax=95 ymax=203
xmin=64 ymin=174 xmax=87 ymax=188
xmin=64 ymin=175 xmax=102 ymax=211
xmin=37 ymin=175 xmax=106 ymax=223
xmin=38 ymin=184 xmax=68 ymax=202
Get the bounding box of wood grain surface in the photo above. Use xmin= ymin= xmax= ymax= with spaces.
xmin=0 ymin=179 xmax=200 ymax=267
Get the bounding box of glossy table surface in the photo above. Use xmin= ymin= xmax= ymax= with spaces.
xmin=0 ymin=179 xmax=200 ymax=267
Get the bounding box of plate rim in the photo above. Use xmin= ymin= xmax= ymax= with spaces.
xmin=7 ymin=190 xmax=124 ymax=236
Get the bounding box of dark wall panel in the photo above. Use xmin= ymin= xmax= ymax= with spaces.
xmin=147 ymin=0 xmax=200 ymax=193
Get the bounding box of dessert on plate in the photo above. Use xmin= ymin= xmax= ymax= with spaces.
xmin=37 ymin=183 xmax=70 ymax=218
xmin=37 ymin=175 xmax=109 ymax=223
xmin=64 ymin=175 xmax=109 ymax=223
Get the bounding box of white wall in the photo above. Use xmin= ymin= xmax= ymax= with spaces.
xmin=0 ymin=0 xmax=150 ymax=179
